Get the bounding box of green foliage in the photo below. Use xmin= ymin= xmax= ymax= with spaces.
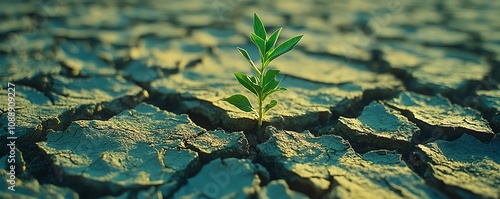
xmin=224 ymin=94 xmax=253 ymax=112
xmin=224 ymin=13 xmax=303 ymax=129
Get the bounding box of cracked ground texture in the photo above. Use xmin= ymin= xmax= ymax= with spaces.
xmin=0 ymin=0 xmax=499 ymax=198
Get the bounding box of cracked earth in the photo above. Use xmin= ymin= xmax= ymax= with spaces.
xmin=0 ymin=0 xmax=499 ymax=198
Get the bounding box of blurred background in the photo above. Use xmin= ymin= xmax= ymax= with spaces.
xmin=2 ymin=0 xmax=499 ymax=96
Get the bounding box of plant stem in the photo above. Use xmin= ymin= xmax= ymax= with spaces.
xmin=257 ymin=62 xmax=267 ymax=130
xmin=257 ymin=97 xmax=263 ymax=129
xmin=257 ymin=75 xmax=264 ymax=130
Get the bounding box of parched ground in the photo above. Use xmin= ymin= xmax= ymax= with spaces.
xmin=0 ymin=0 xmax=499 ymax=198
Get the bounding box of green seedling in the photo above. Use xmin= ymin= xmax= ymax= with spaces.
xmin=224 ymin=13 xmax=303 ymax=129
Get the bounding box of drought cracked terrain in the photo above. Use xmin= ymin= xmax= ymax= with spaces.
xmin=1 ymin=0 xmax=499 ymax=198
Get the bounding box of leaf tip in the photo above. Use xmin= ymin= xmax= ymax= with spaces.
xmin=254 ymin=13 xmax=262 ymax=22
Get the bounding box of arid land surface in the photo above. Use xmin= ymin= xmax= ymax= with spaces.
xmin=0 ymin=0 xmax=499 ymax=198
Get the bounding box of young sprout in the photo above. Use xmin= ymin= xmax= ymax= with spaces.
xmin=224 ymin=13 xmax=303 ymax=130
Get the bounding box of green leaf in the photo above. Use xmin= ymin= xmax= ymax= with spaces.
xmin=263 ymin=87 xmax=287 ymax=100
xmin=263 ymin=69 xmax=280 ymax=84
xmin=268 ymin=35 xmax=303 ymax=62
xmin=263 ymin=100 xmax=278 ymax=114
xmin=236 ymin=47 xmax=260 ymax=74
xmin=224 ymin=94 xmax=253 ymax=112
xmin=265 ymin=49 xmax=274 ymax=58
xmin=262 ymin=69 xmax=280 ymax=94
xmin=265 ymin=28 xmax=282 ymax=52
xmin=234 ymin=73 xmax=260 ymax=96
xmin=250 ymin=33 xmax=266 ymax=61
xmin=253 ymin=13 xmax=267 ymax=40
xmin=263 ymin=80 xmax=280 ymax=94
